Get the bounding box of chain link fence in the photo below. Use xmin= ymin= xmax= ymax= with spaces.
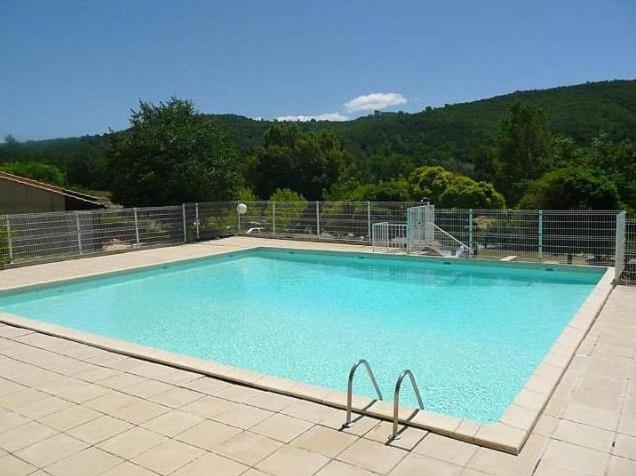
xmin=0 ymin=202 xmax=634 ymax=284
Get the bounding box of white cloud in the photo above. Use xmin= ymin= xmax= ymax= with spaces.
xmin=276 ymin=112 xmax=349 ymax=122
xmin=344 ymin=92 xmax=407 ymax=112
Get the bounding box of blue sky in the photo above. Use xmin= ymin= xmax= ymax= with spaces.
xmin=1 ymin=0 xmax=635 ymax=141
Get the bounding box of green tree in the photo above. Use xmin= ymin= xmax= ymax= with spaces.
xmin=495 ymin=103 xmax=553 ymax=203
xmin=265 ymin=188 xmax=307 ymax=231
xmin=409 ymin=166 xmax=505 ymax=208
xmin=107 ymin=98 xmax=240 ymax=206
xmin=438 ymin=177 xmax=506 ymax=209
xmin=344 ymin=180 xmax=411 ymax=202
xmin=369 ymin=151 xmax=414 ymax=181
xmin=518 ymin=167 xmax=621 ymax=209
xmin=0 ymin=161 xmax=66 ymax=185
xmin=584 ymin=134 xmax=636 ymax=212
xmin=248 ymin=124 xmax=347 ymax=200
xmin=238 ymin=187 xmax=259 ymax=201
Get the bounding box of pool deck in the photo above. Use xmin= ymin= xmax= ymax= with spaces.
xmin=0 ymin=237 xmax=635 ymax=475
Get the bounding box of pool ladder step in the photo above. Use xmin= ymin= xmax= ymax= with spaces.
xmin=344 ymin=360 xmax=425 ymax=440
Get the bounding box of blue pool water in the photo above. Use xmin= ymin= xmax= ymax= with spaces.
xmin=0 ymin=248 xmax=602 ymax=422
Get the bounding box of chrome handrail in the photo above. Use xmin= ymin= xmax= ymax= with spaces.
xmin=344 ymin=359 xmax=383 ymax=427
xmin=392 ymin=369 xmax=424 ymax=439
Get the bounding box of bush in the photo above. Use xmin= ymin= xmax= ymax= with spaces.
xmin=518 ymin=167 xmax=621 ymax=210
xmin=409 ymin=166 xmax=506 ymax=208
xmin=0 ymin=161 xmax=66 ymax=185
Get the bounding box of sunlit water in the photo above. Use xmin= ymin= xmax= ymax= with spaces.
xmin=0 ymin=248 xmax=602 ymax=422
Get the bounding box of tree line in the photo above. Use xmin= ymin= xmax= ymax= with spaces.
xmin=103 ymin=98 xmax=634 ymax=213
xmin=1 ymin=80 xmax=634 ymax=213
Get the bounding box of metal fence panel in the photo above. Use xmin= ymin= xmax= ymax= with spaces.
xmin=622 ymin=219 xmax=636 ymax=285
xmin=0 ymin=202 xmax=634 ymax=285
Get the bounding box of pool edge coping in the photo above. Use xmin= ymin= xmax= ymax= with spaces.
xmin=0 ymin=241 xmax=615 ymax=455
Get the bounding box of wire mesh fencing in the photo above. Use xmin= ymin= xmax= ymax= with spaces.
xmin=1 ymin=206 xmax=187 ymax=266
xmin=235 ymin=201 xmax=418 ymax=242
xmin=0 ymin=202 xmax=634 ymax=285
xmin=429 ymin=209 xmax=619 ymax=266
xmin=623 ymin=218 xmax=636 ymax=285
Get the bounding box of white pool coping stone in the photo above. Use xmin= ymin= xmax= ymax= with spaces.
xmin=0 ymin=238 xmax=615 ymax=454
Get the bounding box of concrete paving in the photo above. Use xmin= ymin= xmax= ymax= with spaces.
xmin=0 ymin=238 xmax=635 ymax=475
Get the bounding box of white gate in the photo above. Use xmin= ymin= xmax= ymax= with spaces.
xmin=406 ymin=205 xmax=435 ymax=252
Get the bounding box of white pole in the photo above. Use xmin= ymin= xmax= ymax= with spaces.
xmin=367 ymin=201 xmax=371 ymax=241
xmin=5 ymin=215 xmax=13 ymax=262
xmin=538 ymin=210 xmax=543 ymax=261
xmin=75 ymin=211 xmax=83 ymax=254
xmin=195 ymin=203 xmax=200 ymax=240
xmin=316 ymin=201 xmax=320 ymax=236
xmin=133 ymin=208 xmax=140 ymax=246
xmin=272 ymin=202 xmax=276 ymax=234
xmin=182 ymin=204 xmax=187 ymax=243
xmin=468 ymin=209 xmax=473 ymax=257
xmin=237 ymin=202 xmax=241 ymax=234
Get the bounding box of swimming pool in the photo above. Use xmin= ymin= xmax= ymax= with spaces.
xmin=0 ymin=247 xmax=604 ymax=423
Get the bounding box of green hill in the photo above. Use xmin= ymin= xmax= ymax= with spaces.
xmin=1 ymin=79 xmax=635 ymax=191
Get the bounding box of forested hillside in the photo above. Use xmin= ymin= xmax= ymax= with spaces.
xmin=1 ymin=80 xmax=634 ymax=211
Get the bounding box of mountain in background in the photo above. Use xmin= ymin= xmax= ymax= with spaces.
xmin=1 ymin=79 xmax=635 ymax=192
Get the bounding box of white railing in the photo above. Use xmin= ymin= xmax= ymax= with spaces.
xmin=0 ymin=202 xmax=633 ymax=284
xmin=371 ymin=222 xmax=407 ymax=253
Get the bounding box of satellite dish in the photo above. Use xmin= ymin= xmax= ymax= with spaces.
xmin=237 ymin=203 xmax=248 ymax=215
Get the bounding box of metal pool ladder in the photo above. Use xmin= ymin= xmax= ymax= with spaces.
xmin=344 ymin=359 xmax=383 ymax=427
xmin=391 ymin=369 xmax=424 ymax=439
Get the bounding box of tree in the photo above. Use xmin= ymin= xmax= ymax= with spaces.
xmin=438 ymin=177 xmax=506 ymax=209
xmin=369 ymin=151 xmax=414 ymax=182
xmin=345 ymin=180 xmax=411 ymax=202
xmin=584 ymin=134 xmax=636 ymax=212
xmin=494 ymin=103 xmax=553 ymax=203
xmin=409 ymin=166 xmax=505 ymax=208
xmin=518 ymin=167 xmax=621 ymax=210
xmin=107 ymin=98 xmax=240 ymax=206
xmin=248 ymin=124 xmax=347 ymax=200
xmin=264 ymin=188 xmax=307 ymax=231
xmin=0 ymin=161 xmax=66 ymax=185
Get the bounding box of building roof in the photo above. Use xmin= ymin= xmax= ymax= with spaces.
xmin=0 ymin=171 xmax=106 ymax=208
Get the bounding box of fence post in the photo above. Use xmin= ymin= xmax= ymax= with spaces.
xmin=5 ymin=215 xmax=13 ymax=262
xmin=194 ymin=203 xmax=200 ymax=240
xmin=133 ymin=208 xmax=140 ymax=246
xmin=538 ymin=210 xmax=543 ymax=262
xmin=468 ymin=209 xmax=473 ymax=257
xmin=316 ymin=201 xmax=320 ymax=237
xmin=181 ymin=204 xmax=187 ymax=243
xmin=371 ymin=222 xmax=375 ymax=251
xmin=237 ymin=202 xmax=241 ymax=234
xmin=75 ymin=211 xmax=83 ymax=254
xmin=615 ymin=211 xmax=626 ymax=284
xmin=367 ymin=202 xmax=371 ymax=241
xmin=272 ymin=202 xmax=276 ymax=234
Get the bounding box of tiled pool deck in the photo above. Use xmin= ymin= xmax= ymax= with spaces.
xmin=0 ymin=237 xmax=634 ymax=475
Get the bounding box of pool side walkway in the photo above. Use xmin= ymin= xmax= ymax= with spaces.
xmin=0 ymin=238 xmax=634 ymax=475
